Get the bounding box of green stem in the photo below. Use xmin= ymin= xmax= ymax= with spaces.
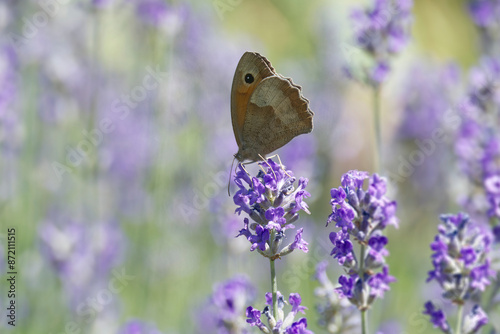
xmin=87 ymin=6 xmax=100 ymax=183
xmin=373 ymin=86 xmax=382 ymax=174
xmin=455 ymin=303 xmax=464 ymax=334
xmin=361 ymin=310 xmax=367 ymax=334
xmin=486 ymin=273 xmax=500 ymax=311
xmin=270 ymin=258 xmax=277 ymax=321
xmin=359 ymin=244 xmax=368 ymax=334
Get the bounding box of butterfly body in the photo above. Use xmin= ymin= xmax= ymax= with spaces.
xmin=231 ymin=52 xmax=314 ymax=162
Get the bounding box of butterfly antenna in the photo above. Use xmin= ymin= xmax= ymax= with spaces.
xmin=228 ymin=156 xmax=237 ymax=196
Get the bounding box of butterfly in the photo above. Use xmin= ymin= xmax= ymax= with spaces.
xmin=230 ymin=52 xmax=314 ymax=163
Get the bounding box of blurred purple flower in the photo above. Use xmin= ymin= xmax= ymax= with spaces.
xmin=423 ymin=302 xmax=450 ymax=333
xmin=468 ymin=0 xmax=500 ymax=27
xmin=393 ymin=61 xmax=459 ymax=202
xmin=467 ymin=0 xmax=500 ymax=55
xmin=314 ymin=261 xmax=359 ymax=333
xmin=0 ymin=45 xmax=19 ymax=152
xmin=197 ymin=275 xmax=256 ymax=334
xmin=347 ymin=0 xmax=413 ymax=86
xmin=39 ymin=219 xmax=125 ymax=309
xmin=463 ymin=305 xmax=489 ymax=333
xmin=117 ymin=319 xmax=163 ymax=334
xmin=135 ymin=0 xmax=188 ymax=33
xmin=455 ymin=57 xmax=500 ymax=228
xmin=397 ymin=62 xmax=459 ymax=140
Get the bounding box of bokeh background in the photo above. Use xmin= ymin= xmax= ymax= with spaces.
xmin=0 ymin=0 xmax=498 ymax=333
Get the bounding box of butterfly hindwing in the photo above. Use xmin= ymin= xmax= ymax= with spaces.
xmin=238 ymin=76 xmax=314 ymax=161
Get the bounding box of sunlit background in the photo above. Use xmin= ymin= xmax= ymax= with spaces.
xmin=0 ymin=0 xmax=498 ymax=333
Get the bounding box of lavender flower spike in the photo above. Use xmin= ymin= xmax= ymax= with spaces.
xmin=326 ymin=171 xmax=397 ymax=310
xmin=346 ymin=0 xmax=414 ymax=86
xmin=234 ymin=159 xmax=311 ymax=259
xmin=314 ymin=261 xmax=359 ymax=333
xmin=246 ymin=292 xmax=313 ymax=334
xmin=426 ymin=213 xmax=495 ymax=301
xmin=197 ymin=276 xmax=256 ymax=333
xmin=423 ymin=213 xmax=494 ymax=334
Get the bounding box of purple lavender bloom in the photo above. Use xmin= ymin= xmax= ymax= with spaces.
xmin=314 ymin=261 xmax=359 ymax=333
xmin=246 ymin=292 xmax=312 ymax=333
xmin=117 ymin=319 xmax=163 ymax=334
xmin=0 ymin=45 xmax=20 ymax=153
xmin=367 ymin=266 xmax=395 ymax=299
xmin=289 ymin=293 xmax=307 ymax=315
xmin=237 ymin=219 xmax=270 ymax=252
xmin=467 ymin=0 xmax=500 ymax=55
xmin=246 ymin=307 xmax=264 ymax=328
xmin=92 ymin=0 xmax=116 ymax=8
xmin=197 ymin=276 xmax=256 ymax=334
xmin=397 ymin=61 xmax=459 ymax=140
xmin=336 ymin=275 xmax=356 ymax=299
xmin=485 ymin=175 xmax=500 ymax=219
xmin=233 ymin=159 xmax=311 ymax=259
xmin=493 ymin=225 xmax=500 ymax=242
xmin=327 ymin=171 xmax=397 ymax=310
xmin=284 ymin=318 xmax=313 ymax=334
xmin=468 ymin=0 xmax=500 ymax=28
xmin=423 ymin=302 xmax=450 ymax=333
xmin=455 ymin=58 xmax=500 ymax=182
xmin=290 ymin=228 xmax=309 ymax=253
xmin=135 ymin=0 xmax=168 ymax=26
xmin=38 ymin=219 xmax=125 ymax=310
xmin=347 ymin=0 xmax=413 ymax=86
xmin=426 ymin=213 xmax=495 ymax=301
xmin=454 ymin=57 xmax=500 ymax=232
xmin=463 ymin=305 xmax=488 ymax=333
xmin=329 ymin=231 xmax=354 ymax=267
xmin=424 ymin=213 xmax=495 ymax=333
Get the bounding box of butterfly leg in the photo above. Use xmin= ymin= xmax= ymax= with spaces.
xmin=257 ymin=154 xmax=278 ymax=179
xmin=240 ymin=162 xmax=252 ymax=175
xmin=262 ymin=154 xmax=292 ymax=178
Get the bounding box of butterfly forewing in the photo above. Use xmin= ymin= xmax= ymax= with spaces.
xmin=230 ymin=52 xmax=275 ymax=149
xmin=238 ymin=76 xmax=313 ymax=161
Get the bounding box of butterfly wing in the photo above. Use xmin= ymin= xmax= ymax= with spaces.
xmin=238 ymin=75 xmax=314 ymax=161
xmin=231 ymin=52 xmax=276 ymax=149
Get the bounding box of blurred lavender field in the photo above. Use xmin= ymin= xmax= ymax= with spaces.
xmin=0 ymin=0 xmax=499 ymax=333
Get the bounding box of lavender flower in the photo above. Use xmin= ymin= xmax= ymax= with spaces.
xmin=397 ymin=62 xmax=459 ymax=140
xmin=391 ymin=61 xmax=460 ymax=203
xmin=39 ymin=219 xmax=125 ymax=310
xmin=0 ymin=45 xmax=20 ymax=153
xmin=462 ymin=305 xmax=489 ymax=333
xmin=234 ymin=159 xmax=311 ymax=259
xmin=117 ymin=319 xmax=163 ymax=334
xmin=134 ymin=0 xmax=187 ymax=34
xmin=467 ymin=0 xmax=500 ymax=55
xmin=246 ymin=292 xmax=312 ymax=334
xmin=455 ymin=57 xmax=500 ymax=227
xmin=423 ymin=302 xmax=451 ymax=333
xmin=314 ymin=261 xmax=359 ymax=333
xmin=326 ymin=171 xmax=397 ymax=310
xmin=197 ymin=276 xmax=256 ymax=334
xmin=346 ymin=0 xmax=413 ymax=86
xmin=468 ymin=0 xmax=500 ymax=28
xmin=423 ymin=213 xmax=494 ymax=333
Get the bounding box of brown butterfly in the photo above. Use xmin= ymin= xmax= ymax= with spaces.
xmin=230 ymin=52 xmax=314 ymax=163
